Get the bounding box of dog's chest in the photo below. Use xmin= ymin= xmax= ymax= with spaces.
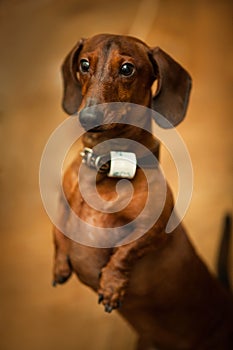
xmin=71 ymin=169 xmax=145 ymax=223
xmin=65 ymin=171 xmax=148 ymax=247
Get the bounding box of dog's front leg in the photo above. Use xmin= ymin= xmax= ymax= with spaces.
xmin=52 ymin=195 xmax=73 ymax=286
xmin=53 ymin=227 xmax=73 ymax=286
xmin=98 ymin=226 xmax=167 ymax=312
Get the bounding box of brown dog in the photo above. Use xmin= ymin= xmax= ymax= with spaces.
xmin=53 ymin=34 xmax=233 ymax=349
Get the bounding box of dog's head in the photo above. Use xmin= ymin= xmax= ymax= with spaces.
xmin=61 ymin=34 xmax=191 ymax=130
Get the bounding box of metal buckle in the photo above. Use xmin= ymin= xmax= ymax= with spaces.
xmin=80 ymin=147 xmax=95 ymax=167
xmin=80 ymin=147 xmax=110 ymax=173
xmin=95 ymin=155 xmax=110 ymax=173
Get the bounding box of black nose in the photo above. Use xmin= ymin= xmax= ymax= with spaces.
xmin=79 ymin=107 xmax=103 ymax=130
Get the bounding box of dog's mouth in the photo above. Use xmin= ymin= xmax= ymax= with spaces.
xmin=84 ymin=123 xmax=121 ymax=133
xmin=87 ymin=126 xmax=106 ymax=133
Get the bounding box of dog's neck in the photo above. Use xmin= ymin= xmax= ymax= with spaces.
xmin=81 ymin=122 xmax=160 ymax=159
xmin=80 ymin=120 xmax=160 ymax=180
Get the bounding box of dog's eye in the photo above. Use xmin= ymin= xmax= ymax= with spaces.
xmin=79 ymin=59 xmax=90 ymax=73
xmin=120 ymin=63 xmax=135 ymax=77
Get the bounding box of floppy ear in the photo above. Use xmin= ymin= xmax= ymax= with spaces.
xmin=61 ymin=39 xmax=85 ymax=115
xmin=150 ymin=47 xmax=192 ymax=128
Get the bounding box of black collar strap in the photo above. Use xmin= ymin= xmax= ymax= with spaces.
xmin=80 ymin=143 xmax=159 ymax=179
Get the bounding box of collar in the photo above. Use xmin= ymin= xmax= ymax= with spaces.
xmin=80 ymin=143 xmax=159 ymax=179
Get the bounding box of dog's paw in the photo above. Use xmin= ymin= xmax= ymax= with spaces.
xmin=97 ymin=267 xmax=128 ymax=312
xmin=53 ymin=255 xmax=72 ymax=286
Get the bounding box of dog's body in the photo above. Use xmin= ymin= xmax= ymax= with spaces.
xmin=53 ymin=34 xmax=233 ymax=349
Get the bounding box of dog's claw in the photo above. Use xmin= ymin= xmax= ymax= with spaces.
xmin=52 ymin=280 xmax=57 ymax=287
xmin=52 ymin=274 xmax=70 ymax=287
xmin=98 ymin=294 xmax=104 ymax=304
xmin=104 ymin=304 xmax=113 ymax=313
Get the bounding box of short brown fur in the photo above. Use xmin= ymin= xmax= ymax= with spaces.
xmin=53 ymin=34 xmax=233 ymax=349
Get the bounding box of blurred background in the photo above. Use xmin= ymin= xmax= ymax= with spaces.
xmin=0 ymin=0 xmax=232 ymax=349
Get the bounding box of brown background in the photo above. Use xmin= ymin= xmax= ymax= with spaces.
xmin=0 ymin=1 xmax=232 ymax=349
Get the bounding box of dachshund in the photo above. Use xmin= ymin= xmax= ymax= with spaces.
xmin=52 ymin=34 xmax=233 ymax=349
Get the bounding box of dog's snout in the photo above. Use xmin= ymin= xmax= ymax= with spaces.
xmin=79 ymin=108 xmax=104 ymax=130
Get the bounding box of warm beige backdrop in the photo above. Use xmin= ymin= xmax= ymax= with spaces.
xmin=1 ymin=1 xmax=232 ymax=349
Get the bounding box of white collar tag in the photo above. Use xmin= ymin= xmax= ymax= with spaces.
xmin=108 ymin=151 xmax=137 ymax=179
